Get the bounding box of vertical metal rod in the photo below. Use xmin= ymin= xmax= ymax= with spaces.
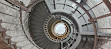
xmin=97 ymin=37 xmax=111 ymax=41
xmin=19 ymin=1 xmax=38 ymax=48
xmin=71 ymin=1 xmax=98 ymax=49
xmin=0 ymin=20 xmax=6 ymax=39
xmin=2 ymin=21 xmax=21 ymax=25
xmin=72 ymin=6 xmax=79 ymax=14
xmin=99 ymin=28 xmax=111 ymax=29
xmin=89 ymin=13 xmax=111 ymax=22
xmin=0 ymin=12 xmax=19 ymax=18
xmin=63 ymin=0 xmax=66 ymax=9
xmin=2 ymin=31 xmax=6 ymax=40
xmin=88 ymin=2 xmax=103 ymax=11
xmin=53 ymin=0 xmax=56 ymax=9
xmin=13 ymin=43 xmax=17 ymax=49
xmin=78 ymin=13 xmax=85 ymax=19
xmin=0 ymin=2 xmax=19 ymax=11
xmin=7 ymin=0 xmax=28 ymax=11
xmin=7 ymin=38 xmax=11 ymax=45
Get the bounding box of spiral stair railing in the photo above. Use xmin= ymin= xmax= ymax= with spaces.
xmin=0 ymin=0 xmax=111 ymax=49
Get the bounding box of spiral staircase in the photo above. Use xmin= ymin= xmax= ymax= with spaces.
xmin=0 ymin=0 xmax=111 ymax=49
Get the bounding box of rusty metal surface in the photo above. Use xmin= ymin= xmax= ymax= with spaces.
xmin=7 ymin=0 xmax=28 ymax=11
xmin=0 ymin=20 xmax=15 ymax=49
xmin=89 ymin=13 xmax=111 ymax=22
xmin=0 ymin=41 xmax=12 ymax=49
xmin=103 ymin=0 xmax=111 ymax=12
xmin=87 ymin=1 xmax=103 ymax=11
